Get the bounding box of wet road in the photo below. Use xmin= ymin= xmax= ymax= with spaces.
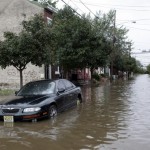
xmin=0 ymin=74 xmax=150 ymax=150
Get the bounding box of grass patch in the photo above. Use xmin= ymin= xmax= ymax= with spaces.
xmin=0 ymin=89 xmax=15 ymax=96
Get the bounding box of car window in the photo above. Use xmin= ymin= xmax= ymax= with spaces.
xmin=17 ymin=81 xmax=56 ymax=96
xmin=63 ymin=80 xmax=75 ymax=90
xmin=58 ymin=80 xmax=65 ymax=91
xmin=41 ymin=82 xmax=55 ymax=94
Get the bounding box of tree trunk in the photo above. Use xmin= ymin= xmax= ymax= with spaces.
xmin=90 ymin=67 xmax=94 ymax=79
xmin=19 ymin=69 xmax=23 ymax=89
xmin=110 ymin=59 xmax=114 ymax=80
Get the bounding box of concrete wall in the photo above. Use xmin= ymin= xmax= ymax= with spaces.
xmin=0 ymin=0 xmax=44 ymax=89
xmin=0 ymin=64 xmax=44 ymax=89
xmin=0 ymin=0 xmax=43 ymax=39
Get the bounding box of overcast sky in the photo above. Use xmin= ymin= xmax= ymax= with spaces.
xmin=56 ymin=0 xmax=150 ymax=53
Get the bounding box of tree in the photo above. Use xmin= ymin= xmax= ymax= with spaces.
xmin=52 ymin=7 xmax=92 ymax=71
xmin=135 ymin=60 xmax=145 ymax=74
xmin=122 ymin=55 xmax=138 ymax=77
xmin=38 ymin=0 xmax=58 ymax=8
xmin=87 ymin=11 xmax=114 ymax=74
xmin=0 ymin=31 xmax=34 ymax=88
xmin=51 ymin=6 xmax=112 ymax=77
xmin=22 ymin=14 xmax=53 ymax=66
xmin=102 ymin=10 xmax=131 ymax=77
xmin=0 ymin=15 xmax=53 ymax=88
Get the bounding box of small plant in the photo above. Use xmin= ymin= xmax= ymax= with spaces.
xmin=100 ymin=74 xmax=105 ymax=77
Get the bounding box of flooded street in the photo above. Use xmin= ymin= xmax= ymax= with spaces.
xmin=1 ymin=74 xmax=150 ymax=150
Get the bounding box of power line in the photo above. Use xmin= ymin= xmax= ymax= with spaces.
xmin=69 ymin=0 xmax=84 ymax=14
xmin=73 ymin=0 xmax=150 ymax=8
xmin=134 ymin=23 xmax=150 ymax=26
xmin=60 ymin=0 xmax=98 ymax=28
xmin=78 ymin=0 xmax=98 ymax=18
xmin=125 ymin=25 xmax=150 ymax=31
xmin=72 ymin=0 xmax=150 ymax=12
xmin=132 ymin=19 xmax=150 ymax=22
xmin=61 ymin=0 xmax=82 ymax=17
xmin=118 ymin=19 xmax=150 ymax=21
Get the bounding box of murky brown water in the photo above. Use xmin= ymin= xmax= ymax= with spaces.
xmin=1 ymin=74 xmax=150 ymax=150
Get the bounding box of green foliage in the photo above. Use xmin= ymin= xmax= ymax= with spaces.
xmin=0 ymin=14 xmax=53 ymax=87
xmin=100 ymin=73 xmax=107 ymax=77
xmin=125 ymin=57 xmax=137 ymax=72
xmin=50 ymin=7 xmax=136 ymax=77
xmin=31 ymin=0 xmax=58 ymax=8
xmin=0 ymin=4 xmax=140 ymax=88
xmin=92 ymin=73 xmax=100 ymax=81
xmin=0 ymin=31 xmax=33 ymax=70
xmin=52 ymin=6 xmax=91 ymax=69
xmin=51 ymin=6 xmax=112 ymax=74
xmin=147 ymin=64 xmax=150 ymax=74
xmin=39 ymin=0 xmax=58 ymax=8
xmin=22 ymin=14 xmax=53 ymax=66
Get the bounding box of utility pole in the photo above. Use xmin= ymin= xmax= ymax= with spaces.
xmin=128 ymin=42 xmax=132 ymax=78
xmin=110 ymin=10 xmax=116 ymax=79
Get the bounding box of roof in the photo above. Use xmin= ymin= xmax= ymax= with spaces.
xmin=46 ymin=5 xmax=58 ymax=13
xmin=29 ymin=0 xmax=58 ymax=13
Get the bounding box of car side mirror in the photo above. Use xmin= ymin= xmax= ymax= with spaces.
xmin=57 ymin=88 xmax=65 ymax=94
xmin=15 ymin=91 xmax=18 ymax=95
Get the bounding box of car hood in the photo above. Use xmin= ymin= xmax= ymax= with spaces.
xmin=0 ymin=94 xmax=55 ymax=106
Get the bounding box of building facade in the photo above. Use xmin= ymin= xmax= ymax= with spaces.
xmin=0 ymin=0 xmax=44 ymax=89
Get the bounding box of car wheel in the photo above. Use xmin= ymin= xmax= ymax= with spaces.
xmin=49 ymin=105 xmax=57 ymax=118
xmin=77 ymin=96 xmax=82 ymax=105
xmin=78 ymin=94 xmax=82 ymax=103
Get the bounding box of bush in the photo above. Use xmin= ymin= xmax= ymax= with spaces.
xmin=92 ymin=73 xmax=100 ymax=81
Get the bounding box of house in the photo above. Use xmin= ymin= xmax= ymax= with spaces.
xmin=0 ymin=0 xmax=92 ymax=89
xmin=0 ymin=0 xmax=45 ymax=89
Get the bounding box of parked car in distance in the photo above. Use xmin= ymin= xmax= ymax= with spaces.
xmin=0 ymin=79 xmax=82 ymax=122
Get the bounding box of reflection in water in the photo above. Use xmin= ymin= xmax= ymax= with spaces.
xmin=0 ymin=74 xmax=150 ymax=150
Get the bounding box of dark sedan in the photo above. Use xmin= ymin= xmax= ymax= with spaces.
xmin=0 ymin=79 xmax=82 ymax=122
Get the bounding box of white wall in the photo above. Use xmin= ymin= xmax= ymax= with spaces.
xmin=0 ymin=64 xmax=44 ymax=89
xmin=0 ymin=0 xmax=44 ymax=89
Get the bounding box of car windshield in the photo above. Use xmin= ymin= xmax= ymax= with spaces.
xmin=17 ymin=81 xmax=55 ymax=96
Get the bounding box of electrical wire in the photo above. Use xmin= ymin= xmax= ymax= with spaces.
xmin=118 ymin=19 xmax=150 ymax=22
xmin=73 ymin=0 xmax=150 ymax=8
xmin=125 ymin=25 xmax=150 ymax=31
xmin=78 ymin=0 xmax=99 ymax=18
xmin=61 ymin=0 xmax=150 ymax=51
xmin=72 ymin=0 xmax=150 ymax=12
xmin=61 ymin=0 xmax=82 ymax=17
xmin=69 ymin=0 xmax=85 ymax=14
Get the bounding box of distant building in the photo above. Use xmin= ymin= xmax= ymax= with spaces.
xmin=0 ymin=0 xmax=60 ymax=89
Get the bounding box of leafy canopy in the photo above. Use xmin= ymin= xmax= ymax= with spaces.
xmin=52 ymin=6 xmax=112 ymax=71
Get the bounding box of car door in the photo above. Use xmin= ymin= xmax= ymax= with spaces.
xmin=62 ymin=79 xmax=77 ymax=108
xmin=56 ymin=80 xmax=67 ymax=112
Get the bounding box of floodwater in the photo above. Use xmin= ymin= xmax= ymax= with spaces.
xmin=0 ymin=74 xmax=150 ymax=150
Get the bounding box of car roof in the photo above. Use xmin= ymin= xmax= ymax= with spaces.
xmin=26 ymin=79 xmax=68 ymax=84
